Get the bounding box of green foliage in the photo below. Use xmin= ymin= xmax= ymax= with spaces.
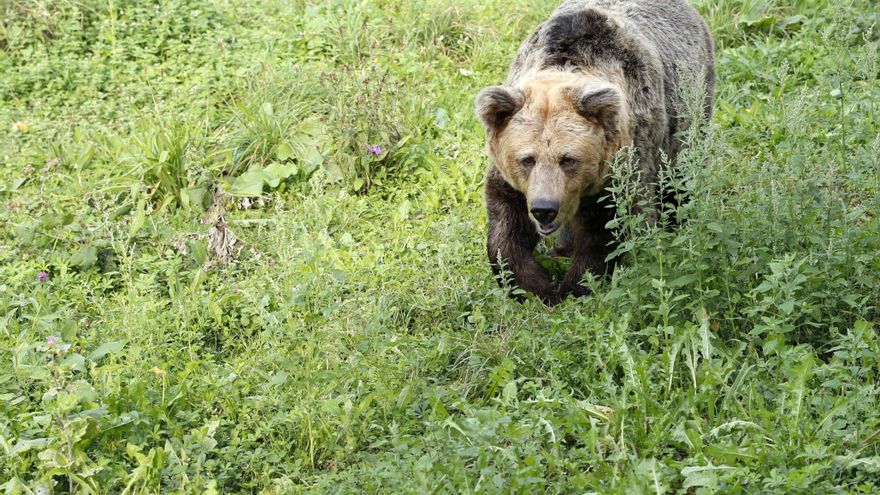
xmin=1 ymin=0 xmax=879 ymax=492
xmin=323 ymin=63 xmax=436 ymax=193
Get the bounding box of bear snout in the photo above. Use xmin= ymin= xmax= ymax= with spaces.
xmin=530 ymin=199 xmax=560 ymax=226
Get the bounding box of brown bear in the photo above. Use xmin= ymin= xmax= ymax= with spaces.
xmin=476 ymin=0 xmax=715 ymax=305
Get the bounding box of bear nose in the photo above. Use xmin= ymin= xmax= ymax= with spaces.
xmin=530 ymin=200 xmax=559 ymax=225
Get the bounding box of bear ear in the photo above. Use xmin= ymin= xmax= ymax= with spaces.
xmin=475 ymin=86 xmax=524 ymax=131
xmin=573 ymin=85 xmax=623 ymax=140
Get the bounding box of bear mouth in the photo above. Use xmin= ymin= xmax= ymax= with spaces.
xmin=536 ymin=223 xmax=561 ymax=236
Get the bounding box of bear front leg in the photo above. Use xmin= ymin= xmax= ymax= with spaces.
xmin=557 ymin=200 xmax=616 ymax=300
xmin=549 ymin=225 xmax=574 ymax=258
xmin=485 ymin=168 xmax=558 ymax=304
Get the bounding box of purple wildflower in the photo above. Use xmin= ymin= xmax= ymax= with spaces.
xmin=46 ymin=336 xmax=57 ymax=345
xmin=367 ymin=144 xmax=383 ymax=156
xmin=38 ymin=271 xmax=49 ymax=283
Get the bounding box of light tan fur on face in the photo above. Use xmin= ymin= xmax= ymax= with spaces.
xmin=487 ymin=71 xmax=630 ymax=229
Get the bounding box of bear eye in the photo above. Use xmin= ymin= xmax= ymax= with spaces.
xmin=559 ymin=156 xmax=578 ymax=168
xmin=519 ymin=156 xmax=536 ymax=168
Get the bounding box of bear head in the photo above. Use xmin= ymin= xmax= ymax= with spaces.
xmin=476 ymin=71 xmax=629 ymax=235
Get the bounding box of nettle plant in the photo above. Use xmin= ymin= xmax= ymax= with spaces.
xmin=601 ymin=65 xmax=880 ymax=348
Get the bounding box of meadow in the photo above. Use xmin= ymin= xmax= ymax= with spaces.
xmin=1 ymin=0 xmax=879 ymax=492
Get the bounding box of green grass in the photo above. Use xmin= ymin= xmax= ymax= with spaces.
xmin=1 ymin=0 xmax=879 ymax=492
